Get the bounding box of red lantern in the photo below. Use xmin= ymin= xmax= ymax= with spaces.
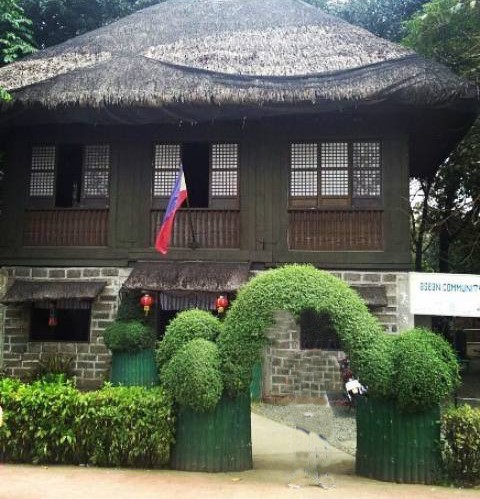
xmin=140 ymin=293 xmax=154 ymax=316
xmin=215 ymin=295 xmax=229 ymax=314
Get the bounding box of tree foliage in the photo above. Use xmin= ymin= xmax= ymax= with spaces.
xmin=405 ymin=0 xmax=480 ymax=273
xmin=0 ymin=0 xmax=34 ymax=100
xmin=20 ymin=0 xmax=161 ymax=49
xmin=313 ymin=0 xmax=429 ymax=41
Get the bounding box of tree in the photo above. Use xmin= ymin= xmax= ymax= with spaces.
xmin=20 ymin=0 xmax=161 ymax=49
xmin=325 ymin=0 xmax=430 ymax=41
xmin=404 ymin=0 xmax=480 ymax=273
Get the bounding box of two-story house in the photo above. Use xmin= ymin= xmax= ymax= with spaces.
xmin=0 ymin=0 xmax=477 ymax=389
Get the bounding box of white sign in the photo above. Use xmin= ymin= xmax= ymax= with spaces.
xmin=409 ymin=272 xmax=480 ymax=317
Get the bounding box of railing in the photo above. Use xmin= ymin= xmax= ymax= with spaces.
xmin=24 ymin=209 xmax=109 ymax=246
xmin=151 ymin=209 xmax=240 ymax=249
xmin=288 ymin=209 xmax=383 ymax=251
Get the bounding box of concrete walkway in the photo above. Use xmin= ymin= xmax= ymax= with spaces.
xmin=0 ymin=413 xmax=478 ymax=499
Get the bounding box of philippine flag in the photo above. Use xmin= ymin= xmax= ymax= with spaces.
xmin=155 ymin=166 xmax=188 ymax=254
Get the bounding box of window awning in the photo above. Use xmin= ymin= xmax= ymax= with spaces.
xmin=1 ymin=280 xmax=107 ymax=304
xmin=351 ymin=285 xmax=388 ymax=308
xmin=123 ymin=261 xmax=251 ymax=293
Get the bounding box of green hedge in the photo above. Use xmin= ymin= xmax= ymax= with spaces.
xmin=0 ymin=378 xmax=174 ymax=467
xmin=156 ymin=309 xmax=223 ymax=369
xmin=218 ymin=264 xmax=384 ymax=396
xmin=103 ymin=320 xmax=157 ymax=353
xmin=442 ymin=404 xmax=480 ymax=487
xmin=217 ymin=265 xmax=459 ymax=411
xmin=162 ymin=338 xmax=223 ymax=412
xmin=394 ymin=328 xmax=459 ymax=412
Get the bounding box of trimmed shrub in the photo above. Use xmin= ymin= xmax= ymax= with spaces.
xmin=103 ymin=320 xmax=156 ymax=353
xmin=217 ymin=264 xmax=383 ymax=396
xmin=217 ymin=264 xmax=458 ymax=412
xmin=156 ymin=309 xmax=223 ymax=368
xmin=162 ymin=338 xmax=223 ymax=412
xmin=0 ymin=378 xmax=174 ymax=467
xmin=394 ymin=328 xmax=459 ymax=411
xmin=442 ymin=405 xmax=480 ymax=487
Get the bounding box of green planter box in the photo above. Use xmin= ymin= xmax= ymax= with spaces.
xmin=110 ymin=348 xmax=159 ymax=387
xmin=356 ymin=397 xmax=441 ymax=484
xmin=171 ymin=392 xmax=252 ymax=472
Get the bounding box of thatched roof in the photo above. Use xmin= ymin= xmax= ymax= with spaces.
xmin=0 ymin=0 xmax=476 ymax=116
xmin=1 ymin=280 xmax=107 ymax=303
xmin=123 ymin=261 xmax=250 ymax=292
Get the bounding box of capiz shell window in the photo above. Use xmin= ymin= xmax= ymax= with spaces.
xmin=29 ymin=145 xmax=110 ymax=206
xmin=29 ymin=146 xmax=56 ymax=197
xmin=152 ymin=142 xmax=240 ymax=207
xmin=289 ymin=141 xmax=382 ymax=205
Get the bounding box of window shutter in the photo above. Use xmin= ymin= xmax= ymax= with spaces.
xmin=352 ymin=142 xmax=382 ymax=198
xmin=320 ymin=142 xmax=349 ymax=197
xmin=29 ymin=146 xmax=56 ymax=198
xmin=290 ymin=143 xmax=318 ymax=197
xmin=153 ymin=144 xmax=181 ymax=197
xmin=82 ymin=145 xmax=110 ymax=198
xmin=211 ymin=143 xmax=239 ymax=198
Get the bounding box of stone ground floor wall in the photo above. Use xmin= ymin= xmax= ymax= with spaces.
xmin=261 ymin=271 xmax=413 ymax=402
xmin=0 ymin=267 xmax=132 ymax=389
xmin=0 ymin=266 xmax=412 ymax=391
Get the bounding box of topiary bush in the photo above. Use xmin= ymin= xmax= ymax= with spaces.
xmin=217 ymin=264 xmax=383 ymax=396
xmin=394 ymin=328 xmax=460 ymax=412
xmin=0 ymin=377 xmax=174 ymax=467
xmin=156 ymin=309 xmax=223 ymax=368
xmin=103 ymin=320 xmax=156 ymax=353
xmin=216 ymin=264 xmax=459 ymax=412
xmin=161 ymin=338 xmax=223 ymax=412
xmin=442 ymin=404 xmax=480 ymax=487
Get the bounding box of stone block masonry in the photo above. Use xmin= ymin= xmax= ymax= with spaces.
xmin=263 ymin=310 xmax=344 ymax=402
xmin=338 ymin=271 xmax=412 ymax=333
xmin=0 ymin=267 xmax=132 ymax=390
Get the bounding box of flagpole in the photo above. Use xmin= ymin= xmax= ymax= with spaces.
xmin=185 ymin=194 xmax=199 ymax=249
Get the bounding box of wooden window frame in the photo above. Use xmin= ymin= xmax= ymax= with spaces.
xmin=152 ymin=142 xmax=240 ymax=210
xmin=28 ymin=144 xmax=110 ymax=209
xmin=289 ymin=140 xmax=383 ymax=209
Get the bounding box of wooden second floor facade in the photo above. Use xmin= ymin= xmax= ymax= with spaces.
xmin=0 ymin=114 xmax=411 ymax=270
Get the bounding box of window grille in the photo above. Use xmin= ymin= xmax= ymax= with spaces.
xmin=290 ymin=143 xmax=318 ymax=197
xmin=320 ymin=142 xmax=349 ymax=197
xmin=83 ymin=145 xmax=110 ymax=198
xmin=153 ymin=144 xmax=181 ymax=197
xmin=211 ymin=143 xmax=238 ymax=197
xmin=353 ymin=142 xmax=381 ymax=197
xmin=289 ymin=141 xmax=382 ymax=203
xmin=29 ymin=146 xmax=56 ymax=197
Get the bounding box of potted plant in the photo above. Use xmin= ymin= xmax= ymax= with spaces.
xmin=103 ymin=320 xmax=158 ymax=387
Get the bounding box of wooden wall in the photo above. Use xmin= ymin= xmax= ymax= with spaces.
xmin=0 ymin=113 xmax=411 ymax=270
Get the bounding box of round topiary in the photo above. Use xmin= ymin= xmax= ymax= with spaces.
xmin=161 ymin=338 xmax=223 ymax=412
xmin=103 ymin=320 xmax=156 ymax=353
xmin=156 ymin=309 xmax=223 ymax=369
xmin=394 ymin=328 xmax=460 ymax=411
